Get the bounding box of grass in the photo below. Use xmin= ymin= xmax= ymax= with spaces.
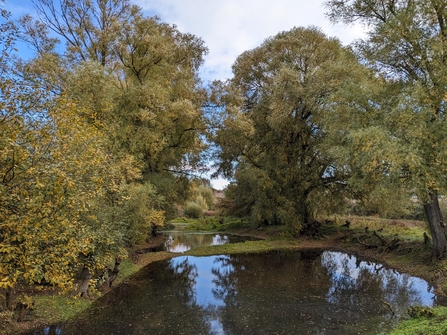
xmin=114 ymin=259 xmax=140 ymax=284
xmin=31 ymin=259 xmax=141 ymax=323
xmin=33 ymin=295 xmax=91 ymax=324
xmin=387 ymin=306 xmax=447 ymax=335
xmin=183 ymin=216 xmax=253 ymax=231
xmin=184 ymin=239 xmax=301 ymax=257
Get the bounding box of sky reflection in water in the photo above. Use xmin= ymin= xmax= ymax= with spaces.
xmin=166 ymin=250 xmax=435 ymax=334
xmin=31 ymin=249 xmax=436 ymax=335
xmin=162 ymin=233 xmax=232 ymax=252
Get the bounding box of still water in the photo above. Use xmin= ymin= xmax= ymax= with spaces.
xmin=159 ymin=232 xmax=255 ymax=252
xmin=33 ymin=249 xmax=436 ymax=335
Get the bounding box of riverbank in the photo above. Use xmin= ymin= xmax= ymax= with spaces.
xmin=7 ymin=216 xmax=447 ymax=334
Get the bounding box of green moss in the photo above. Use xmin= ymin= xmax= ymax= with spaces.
xmin=33 ymin=295 xmax=91 ymax=323
xmin=388 ymin=306 xmax=447 ymax=335
xmin=184 ymin=239 xmax=300 ymax=256
xmin=114 ymin=259 xmax=141 ymax=284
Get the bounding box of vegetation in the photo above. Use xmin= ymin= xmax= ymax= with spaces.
xmin=1 ymin=0 xmax=447 ymax=333
xmin=0 ymin=0 xmax=207 ymax=313
xmin=184 ymin=201 xmax=204 ymax=218
xmin=325 ymin=0 xmax=447 ymax=258
xmin=211 ymin=27 xmax=362 ymax=232
xmin=387 ymin=306 xmax=447 ymax=335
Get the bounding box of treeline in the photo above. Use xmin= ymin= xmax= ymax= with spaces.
xmin=0 ymin=0 xmax=210 ymax=307
xmin=1 ymin=0 xmax=447 ymax=311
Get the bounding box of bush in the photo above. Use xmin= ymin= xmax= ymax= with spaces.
xmin=196 ymin=195 xmax=209 ymax=210
xmin=198 ymin=185 xmax=215 ymax=210
xmin=184 ymin=201 xmax=203 ymax=218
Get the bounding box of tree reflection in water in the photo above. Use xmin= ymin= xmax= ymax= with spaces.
xmin=199 ymin=251 xmax=435 ymax=335
xmin=163 ymin=233 xmax=231 ymax=252
xmin=27 ymin=250 xmax=437 ymax=335
xmin=322 ymin=251 xmax=433 ymax=319
xmin=170 ymin=257 xmax=199 ymax=304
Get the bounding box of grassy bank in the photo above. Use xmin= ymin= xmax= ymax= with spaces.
xmin=7 ymin=215 xmax=447 ymax=334
xmin=387 ymin=306 xmax=447 ymax=335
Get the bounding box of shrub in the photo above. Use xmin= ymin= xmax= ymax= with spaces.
xmin=184 ymin=201 xmax=203 ymax=218
xmin=196 ymin=195 xmax=209 ymax=210
xmin=198 ymin=185 xmax=215 ymax=210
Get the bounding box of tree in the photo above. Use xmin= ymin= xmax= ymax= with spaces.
xmin=24 ymin=1 xmax=209 ymax=215
xmin=0 ymin=73 xmax=125 ymax=303
xmin=2 ymin=0 xmax=211 ymax=299
xmin=31 ymin=0 xmax=134 ymax=66
xmin=212 ymin=27 xmax=363 ymax=232
xmin=0 ymin=0 xmax=209 ymax=305
xmin=109 ymin=13 xmax=208 ymax=178
xmin=325 ymin=0 xmax=447 ymax=258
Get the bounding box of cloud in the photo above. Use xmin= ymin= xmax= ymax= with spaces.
xmin=135 ymin=0 xmax=366 ymax=82
xmin=133 ymin=0 xmax=367 ymax=189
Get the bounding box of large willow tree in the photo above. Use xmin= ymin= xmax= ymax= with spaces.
xmin=326 ymin=0 xmax=447 ymax=258
xmin=212 ymin=27 xmax=363 ymax=232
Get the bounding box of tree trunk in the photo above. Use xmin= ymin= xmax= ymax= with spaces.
xmin=0 ymin=287 xmax=15 ymax=311
xmin=424 ymin=190 xmax=447 ymax=259
xmin=150 ymin=223 xmax=157 ymax=237
xmin=73 ymin=266 xmax=92 ymax=297
xmin=107 ymin=257 xmax=121 ymax=288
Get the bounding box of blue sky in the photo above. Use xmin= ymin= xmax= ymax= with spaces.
xmin=5 ymin=0 xmax=367 ymax=189
xmin=7 ymin=0 xmax=366 ymax=82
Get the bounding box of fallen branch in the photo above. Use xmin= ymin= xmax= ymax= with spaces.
xmin=356 ymin=237 xmax=377 ymax=248
xmin=373 ymin=231 xmax=386 ymax=246
xmin=381 ymin=299 xmax=395 ymax=316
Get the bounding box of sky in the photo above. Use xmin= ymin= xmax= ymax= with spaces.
xmin=6 ymin=0 xmax=367 ymax=189
xmin=134 ymin=0 xmax=367 ymax=82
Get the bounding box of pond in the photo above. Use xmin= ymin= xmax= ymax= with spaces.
xmin=30 ymin=249 xmax=437 ymax=335
xmin=156 ymin=232 xmax=257 ymax=252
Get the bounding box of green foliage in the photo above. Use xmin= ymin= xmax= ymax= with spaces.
xmin=198 ymin=185 xmax=214 ymax=210
xmin=195 ymin=195 xmax=209 ymax=210
xmin=0 ymin=0 xmax=210 ymax=298
xmin=218 ymin=180 xmax=254 ymax=217
xmin=183 ymin=180 xmax=215 ymax=215
xmin=407 ymin=306 xmax=435 ymax=319
xmin=184 ymin=202 xmax=204 ymax=219
xmin=325 ymin=0 xmax=447 ymax=256
xmin=0 ymin=71 xmax=124 ymax=293
xmin=212 ymin=27 xmax=363 ymax=231
xmin=116 ymin=182 xmax=165 ymax=246
xmin=388 ymin=306 xmax=447 ymax=335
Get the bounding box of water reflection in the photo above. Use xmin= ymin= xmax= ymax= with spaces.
xmin=162 ymin=233 xmax=231 ymax=252
xmin=28 ymin=250 xmax=437 ymax=335
xmin=323 ymin=251 xmax=433 ymax=310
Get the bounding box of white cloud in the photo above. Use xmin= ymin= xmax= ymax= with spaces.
xmin=135 ymin=0 xmax=367 ymax=82
xmin=133 ymin=0 xmax=367 ymax=189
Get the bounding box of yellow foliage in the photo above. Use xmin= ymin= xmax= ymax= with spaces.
xmin=0 ymin=78 xmax=126 ymax=292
